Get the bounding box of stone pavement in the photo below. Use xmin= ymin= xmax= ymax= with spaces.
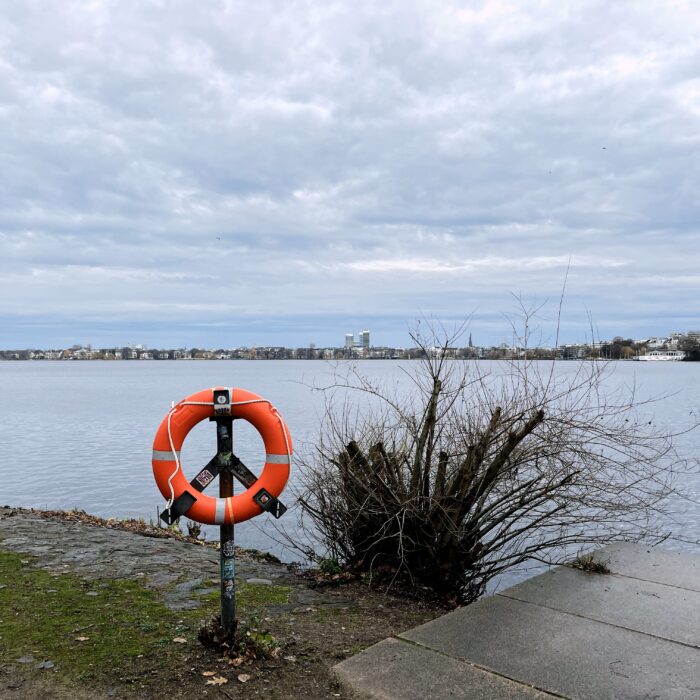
xmin=0 ymin=508 xmax=334 ymax=611
xmin=334 ymin=544 xmax=700 ymax=699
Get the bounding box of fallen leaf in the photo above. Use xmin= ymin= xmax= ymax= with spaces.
xmin=284 ymin=655 xmax=297 ymax=663
xmin=237 ymin=674 xmax=251 ymax=683
xmin=201 ymin=671 xmax=216 ymax=677
xmin=35 ymin=660 xmax=55 ymax=670
xmin=75 ymin=636 xmax=90 ymax=642
xmin=206 ymin=676 xmax=228 ymax=685
xmin=228 ymin=657 xmax=244 ymax=667
xmin=172 ymin=637 xmax=187 ymax=644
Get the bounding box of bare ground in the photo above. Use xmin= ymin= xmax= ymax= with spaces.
xmin=0 ymin=508 xmax=441 ymax=699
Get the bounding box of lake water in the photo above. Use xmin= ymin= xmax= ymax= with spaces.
xmin=1 ymin=360 xmax=699 ymax=580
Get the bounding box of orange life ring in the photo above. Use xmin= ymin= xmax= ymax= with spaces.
xmin=152 ymin=387 xmax=292 ymax=525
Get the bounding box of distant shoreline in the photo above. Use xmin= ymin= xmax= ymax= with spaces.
xmin=1 ymin=356 xmax=698 ymax=362
xmin=4 ymin=332 xmax=700 ymax=363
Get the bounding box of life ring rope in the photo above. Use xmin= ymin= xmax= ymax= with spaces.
xmin=162 ymin=390 xmax=292 ymax=513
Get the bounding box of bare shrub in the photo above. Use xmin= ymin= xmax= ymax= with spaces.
xmin=297 ymin=321 xmax=692 ymax=604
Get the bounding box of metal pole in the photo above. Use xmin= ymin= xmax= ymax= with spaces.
xmin=216 ymin=417 xmax=236 ymax=638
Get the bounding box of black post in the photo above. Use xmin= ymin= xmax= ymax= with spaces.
xmin=215 ymin=417 xmax=236 ymax=638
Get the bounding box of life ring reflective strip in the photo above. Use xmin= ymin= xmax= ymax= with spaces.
xmin=151 ymin=387 xmax=292 ymax=525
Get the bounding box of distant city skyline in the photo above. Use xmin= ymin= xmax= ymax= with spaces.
xmin=2 ymin=4 xmax=699 ymax=349
xmin=2 ymin=326 xmax=698 ymax=353
xmin=5 ymin=328 xmax=699 ymax=363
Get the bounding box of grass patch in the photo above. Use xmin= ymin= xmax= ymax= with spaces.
xmin=182 ymin=579 xmax=292 ymax=610
xmin=0 ymin=552 xmax=194 ymax=684
xmin=0 ymin=552 xmax=291 ymax=689
xmin=237 ymin=581 xmax=292 ymax=608
xmin=312 ymin=606 xmax=343 ymax=623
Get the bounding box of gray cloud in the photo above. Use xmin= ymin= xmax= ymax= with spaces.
xmin=1 ymin=0 xmax=699 ymax=347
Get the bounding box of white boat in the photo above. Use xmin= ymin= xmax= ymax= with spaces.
xmin=636 ymin=350 xmax=686 ymax=361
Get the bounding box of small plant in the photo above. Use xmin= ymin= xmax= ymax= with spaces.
xmin=186 ymin=520 xmax=202 ymax=540
xmin=570 ymin=554 xmax=611 ymax=574
xmin=318 ymin=558 xmax=342 ymax=575
xmin=242 ymin=615 xmax=280 ymax=657
xmin=198 ymin=614 xmax=280 ymax=660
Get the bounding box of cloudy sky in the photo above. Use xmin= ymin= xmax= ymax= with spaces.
xmin=1 ymin=1 xmax=699 ymax=349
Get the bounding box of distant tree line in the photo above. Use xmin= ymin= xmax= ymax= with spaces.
xmin=599 ymin=337 xmax=640 ymax=360
xmin=679 ymin=336 xmax=700 ymax=361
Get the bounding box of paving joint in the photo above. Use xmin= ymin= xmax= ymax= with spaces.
xmin=597 ymin=570 xmax=700 ymax=593
xmin=392 ymin=635 xmax=569 ymax=699
xmin=496 ymin=588 xmax=700 ymax=650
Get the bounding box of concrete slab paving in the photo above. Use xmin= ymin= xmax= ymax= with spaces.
xmin=334 ymin=637 xmax=555 ymax=700
xmin=591 ymin=542 xmax=700 ymax=591
xmin=401 ymin=594 xmax=700 ymax=699
xmin=334 ymin=544 xmax=700 ymax=699
xmin=500 ymin=564 xmax=700 ymax=648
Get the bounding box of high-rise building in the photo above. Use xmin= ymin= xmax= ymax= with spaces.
xmin=360 ymin=330 xmax=370 ymax=349
xmin=345 ymin=333 xmax=355 ymax=349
